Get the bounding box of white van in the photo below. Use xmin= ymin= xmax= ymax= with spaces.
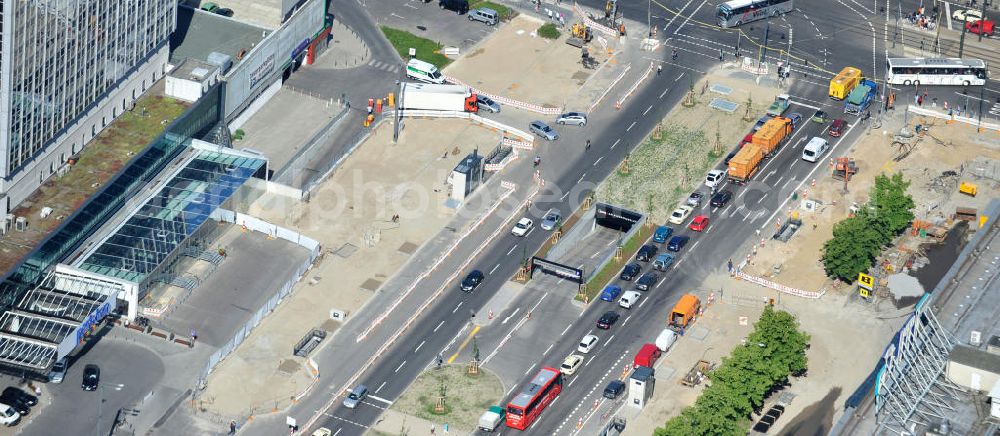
xmin=802 ymin=137 xmax=829 ymax=163
xmin=655 ymin=329 xmax=677 ymax=352
xmin=406 ymin=59 xmax=445 ymax=84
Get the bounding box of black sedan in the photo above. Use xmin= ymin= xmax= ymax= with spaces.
xmin=603 ymin=380 xmax=625 ymax=399
xmin=710 ymin=190 xmax=733 ymax=207
xmin=596 ymin=311 xmax=620 ymax=329
xmin=1 ymin=387 xmax=36 ymax=407
xmin=635 ymin=271 xmax=659 ymax=291
xmin=635 ymin=244 xmax=658 ymax=262
xmin=619 ymin=263 xmax=641 ymax=281
xmin=82 ymin=364 xmax=100 ymax=391
xmin=460 ymin=270 xmax=484 ymax=292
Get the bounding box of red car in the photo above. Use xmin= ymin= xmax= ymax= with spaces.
xmin=689 ymin=215 xmax=709 ymax=232
xmin=740 ymin=132 xmax=754 ymax=147
xmin=828 ymin=119 xmax=846 ymax=137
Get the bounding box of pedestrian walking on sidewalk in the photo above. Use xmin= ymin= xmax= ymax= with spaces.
xmin=229 ymin=421 xmax=237 ymax=435
xmin=585 ymin=139 xmax=591 ymax=151
xmin=657 ymin=64 xmax=662 ymax=75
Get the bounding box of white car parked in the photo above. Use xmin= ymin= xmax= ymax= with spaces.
xmin=668 ymin=205 xmax=694 ymax=225
xmin=578 ymin=334 xmax=599 ymax=354
xmin=511 ymin=218 xmax=534 ymax=237
xmin=0 ymin=403 xmax=19 ymax=426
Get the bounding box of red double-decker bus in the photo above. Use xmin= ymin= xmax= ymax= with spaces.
xmin=506 ymin=367 xmax=563 ymax=430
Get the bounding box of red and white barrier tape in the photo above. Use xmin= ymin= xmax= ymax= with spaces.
xmin=591 ymin=63 xmax=631 ymax=112
xmin=502 ymin=137 xmax=534 ymax=150
xmin=615 ymin=62 xmax=654 ymax=108
xmin=574 ymin=3 xmax=617 ymax=37
xmin=445 ymin=75 xmax=562 ymax=115
xmin=734 ymin=271 xmax=825 ymax=299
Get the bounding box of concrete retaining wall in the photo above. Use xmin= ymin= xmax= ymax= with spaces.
xmin=546 ymin=207 xmax=596 ymax=261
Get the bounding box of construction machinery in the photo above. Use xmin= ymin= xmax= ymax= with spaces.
xmin=959 ymin=182 xmax=978 ymax=197
xmin=567 ymin=22 xmax=594 ymax=48
xmin=832 ymin=157 xmax=858 ymax=181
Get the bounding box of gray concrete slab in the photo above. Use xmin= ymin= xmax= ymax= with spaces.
xmin=235 ymin=88 xmax=344 ymax=174
xmin=152 ymin=226 xmax=312 ymax=348
xmin=19 ymin=335 xmax=166 ymax=436
xmin=170 ymin=6 xmax=269 ymax=64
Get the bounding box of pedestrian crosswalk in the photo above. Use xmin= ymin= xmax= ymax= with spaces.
xmin=367 ymin=59 xmax=400 ymax=74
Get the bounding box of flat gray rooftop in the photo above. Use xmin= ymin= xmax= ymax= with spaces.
xmin=170 ymin=6 xmax=269 ymax=65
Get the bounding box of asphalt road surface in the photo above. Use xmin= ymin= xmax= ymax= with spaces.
xmin=292 ymin=0 xmax=1000 ymax=434
xmin=306 ymin=8 xmax=871 ymax=436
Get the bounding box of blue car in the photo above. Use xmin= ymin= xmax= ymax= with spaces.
xmin=653 ymin=253 xmax=675 ymax=271
xmin=667 ymin=235 xmax=690 ymax=252
xmin=652 ymin=226 xmax=673 ymax=243
xmin=600 ymin=285 xmax=623 ymax=302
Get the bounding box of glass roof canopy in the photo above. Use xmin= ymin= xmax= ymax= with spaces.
xmin=75 ymin=149 xmax=266 ymax=283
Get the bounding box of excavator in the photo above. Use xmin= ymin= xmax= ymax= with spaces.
xmin=566 ymin=22 xmax=593 ymax=48
xmin=832 ymin=157 xmax=859 ymax=181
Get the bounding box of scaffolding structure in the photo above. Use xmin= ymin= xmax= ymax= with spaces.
xmin=874 ymin=295 xmax=965 ymax=433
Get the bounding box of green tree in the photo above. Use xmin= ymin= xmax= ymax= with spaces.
xmin=657 ymin=308 xmax=809 ymax=434
xmin=748 ymin=306 xmax=810 ymax=377
xmin=871 ymin=173 xmax=915 ymax=235
xmin=821 ymin=210 xmax=885 ymax=282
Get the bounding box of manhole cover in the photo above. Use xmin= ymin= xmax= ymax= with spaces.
xmin=709 ymin=98 xmax=738 ymax=113
xmin=277 ymin=359 xmax=300 ymax=376
xmin=687 ymin=326 xmax=710 ymax=340
xmin=398 ymin=241 xmax=418 ymax=254
xmin=331 ymin=243 xmax=358 ymax=258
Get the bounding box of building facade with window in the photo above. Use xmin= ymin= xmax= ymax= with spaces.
xmin=0 ymin=0 xmax=177 ymax=214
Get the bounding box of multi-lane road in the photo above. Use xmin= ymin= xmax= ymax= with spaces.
xmin=306 ymin=4 xmax=876 ymax=436
xmin=285 ymin=0 xmax=1000 ymax=435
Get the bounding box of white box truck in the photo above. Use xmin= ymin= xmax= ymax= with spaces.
xmin=399 ymin=82 xmax=479 ymax=113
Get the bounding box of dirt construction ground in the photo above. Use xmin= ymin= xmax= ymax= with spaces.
xmin=199 ymin=118 xmax=505 ymax=417
xmin=621 ymin=271 xmax=905 ymax=435
xmin=743 ymin=111 xmax=1000 ymax=294
xmin=622 ymin=109 xmax=1000 ymax=434
xmin=443 ymin=15 xmax=611 ymax=110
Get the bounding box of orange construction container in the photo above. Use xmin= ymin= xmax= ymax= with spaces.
xmin=752 ymin=117 xmax=792 ymax=156
xmin=728 ymin=144 xmax=764 ymax=185
xmin=669 ymin=294 xmax=701 ymax=329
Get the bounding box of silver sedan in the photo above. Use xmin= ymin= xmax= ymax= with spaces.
xmin=556 ymin=111 xmax=588 ymax=126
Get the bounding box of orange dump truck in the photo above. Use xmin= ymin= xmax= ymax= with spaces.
xmin=752 ymin=116 xmax=793 ymax=157
xmin=728 ymin=144 xmax=764 ymax=185
xmin=669 ymin=294 xmax=701 ymax=331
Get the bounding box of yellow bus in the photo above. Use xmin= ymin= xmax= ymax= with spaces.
xmin=829 ymin=67 xmax=862 ymax=100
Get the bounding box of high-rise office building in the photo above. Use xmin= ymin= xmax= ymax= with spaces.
xmin=0 ymin=0 xmax=177 ymax=214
